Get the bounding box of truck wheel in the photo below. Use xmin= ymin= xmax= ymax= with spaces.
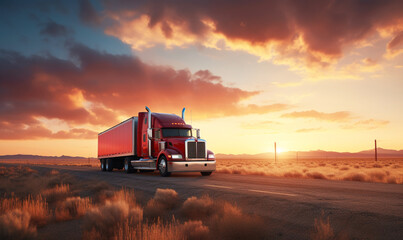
xmin=106 ymin=159 xmax=113 ymax=172
xmin=124 ymin=158 xmax=133 ymax=173
xmin=201 ymin=172 xmax=212 ymax=176
xmin=101 ymin=159 xmax=106 ymax=171
xmin=158 ymin=156 xmax=171 ymax=177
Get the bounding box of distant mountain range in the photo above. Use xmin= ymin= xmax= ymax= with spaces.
xmin=0 ymin=148 xmax=402 ymax=160
xmin=215 ymin=148 xmax=403 ymax=159
xmin=0 ymin=154 xmax=88 ymax=160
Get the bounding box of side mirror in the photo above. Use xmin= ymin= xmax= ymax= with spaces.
xmin=196 ymin=129 xmax=200 ymax=139
xmin=147 ymin=129 xmax=153 ymax=139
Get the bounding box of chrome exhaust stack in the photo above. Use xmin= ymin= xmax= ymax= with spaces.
xmin=182 ymin=107 xmax=186 ymax=121
xmin=145 ymin=106 xmax=152 ymax=158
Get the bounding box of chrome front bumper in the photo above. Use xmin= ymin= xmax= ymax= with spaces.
xmin=168 ymin=160 xmax=216 ymax=172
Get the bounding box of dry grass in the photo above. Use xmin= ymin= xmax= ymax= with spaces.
xmin=3 ymin=157 xmax=401 ymax=184
xmin=0 ymin=209 xmax=36 ymax=240
xmin=55 ymin=196 xmax=92 ymax=221
xmin=42 ymin=184 xmax=70 ymax=203
xmin=0 ymin=166 xmax=267 ymax=239
xmin=311 ymin=213 xmax=334 ymax=240
xmin=216 ymin=158 xmax=403 ymax=184
xmin=114 ymin=218 xmax=184 ymax=240
xmin=0 ymin=195 xmax=50 ymax=226
xmin=83 ymin=188 xmax=144 ymax=239
xmin=83 ymin=188 xmax=266 ymax=240
xmin=1 ymin=165 xmax=352 ymax=239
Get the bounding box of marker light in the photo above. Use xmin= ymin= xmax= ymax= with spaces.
xmin=171 ymin=154 xmax=183 ymax=159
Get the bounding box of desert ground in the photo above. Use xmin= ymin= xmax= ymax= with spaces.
xmin=0 ymin=161 xmax=402 ymax=240
xmin=2 ymin=157 xmax=402 ymax=184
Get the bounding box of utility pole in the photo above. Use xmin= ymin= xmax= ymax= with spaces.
xmin=375 ymin=139 xmax=377 ymax=162
xmin=274 ymin=142 xmax=277 ymax=164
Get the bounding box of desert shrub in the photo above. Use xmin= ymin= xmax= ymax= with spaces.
xmin=306 ymin=172 xmax=327 ymax=180
xmin=180 ymin=196 xmax=214 ymax=220
xmin=42 ymin=184 xmax=70 ymax=203
xmin=343 ymin=173 xmax=366 ymax=182
xmin=55 ymin=196 xmax=92 ymax=221
xmin=181 ymin=220 xmax=209 ymax=240
xmin=144 ymin=189 xmax=179 ymax=219
xmin=208 ymin=202 xmax=265 ymax=240
xmin=180 ymin=195 xmax=265 ymax=240
xmin=83 ymin=190 xmax=143 ymax=239
xmin=372 ymin=163 xmax=382 ymax=168
xmin=84 ymin=200 xmax=130 ymax=239
xmin=386 ymin=176 xmax=397 ymax=184
xmin=283 ymin=171 xmax=303 ymax=178
xmin=368 ymin=171 xmax=386 ymax=182
xmin=0 ymin=209 xmax=36 ymax=240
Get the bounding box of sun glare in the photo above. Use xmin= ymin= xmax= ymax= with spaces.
xmin=276 ymin=147 xmax=286 ymax=154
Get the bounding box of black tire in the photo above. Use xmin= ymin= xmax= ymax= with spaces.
xmin=201 ymin=172 xmax=212 ymax=176
xmin=158 ymin=156 xmax=171 ymax=177
xmin=101 ymin=159 xmax=106 ymax=171
xmin=124 ymin=158 xmax=133 ymax=173
xmin=106 ymin=158 xmax=113 ymax=172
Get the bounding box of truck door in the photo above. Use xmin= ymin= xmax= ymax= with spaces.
xmin=152 ymin=129 xmax=161 ymax=157
xmin=141 ymin=114 xmax=149 ymax=157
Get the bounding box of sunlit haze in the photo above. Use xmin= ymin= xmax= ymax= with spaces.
xmin=0 ymin=0 xmax=402 ymax=157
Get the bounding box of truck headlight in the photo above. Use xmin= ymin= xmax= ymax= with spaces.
xmin=208 ymin=154 xmax=215 ymax=159
xmin=171 ymin=154 xmax=183 ymax=159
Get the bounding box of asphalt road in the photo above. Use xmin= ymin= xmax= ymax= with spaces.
xmin=12 ymin=164 xmax=403 ymax=239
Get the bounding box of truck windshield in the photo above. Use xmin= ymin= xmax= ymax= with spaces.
xmin=162 ymin=128 xmax=191 ymax=137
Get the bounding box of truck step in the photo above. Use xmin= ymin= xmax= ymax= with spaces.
xmin=131 ymin=159 xmax=157 ymax=170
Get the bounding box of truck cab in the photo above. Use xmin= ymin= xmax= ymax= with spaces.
xmin=137 ymin=108 xmax=216 ymax=176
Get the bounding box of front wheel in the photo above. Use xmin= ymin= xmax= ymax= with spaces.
xmin=158 ymin=156 xmax=171 ymax=177
xmin=201 ymin=172 xmax=212 ymax=176
xmin=124 ymin=158 xmax=133 ymax=173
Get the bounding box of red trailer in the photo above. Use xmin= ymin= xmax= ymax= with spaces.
xmin=98 ymin=106 xmax=216 ymax=177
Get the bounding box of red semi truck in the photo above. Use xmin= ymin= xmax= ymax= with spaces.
xmin=98 ymin=106 xmax=216 ymax=176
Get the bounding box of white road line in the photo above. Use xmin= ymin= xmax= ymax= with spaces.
xmin=204 ymin=184 xmax=233 ymax=189
xmin=248 ymin=189 xmax=297 ymax=197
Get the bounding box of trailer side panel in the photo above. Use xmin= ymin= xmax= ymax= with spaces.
xmin=98 ymin=117 xmax=137 ymax=158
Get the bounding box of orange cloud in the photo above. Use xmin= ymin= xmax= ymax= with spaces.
xmin=0 ymin=44 xmax=288 ymax=140
xmin=342 ymin=119 xmax=389 ymax=130
xmin=241 ymin=120 xmax=281 ymax=130
xmin=282 ymin=110 xmax=352 ymax=122
xmin=0 ymin=122 xmax=97 ymax=140
xmin=385 ymin=31 xmax=403 ymax=58
xmin=98 ymin=0 xmax=403 ymax=71
xmin=296 ymin=127 xmax=322 ymax=133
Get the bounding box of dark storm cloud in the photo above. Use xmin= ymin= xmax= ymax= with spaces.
xmin=40 ymin=20 xmax=70 ymax=37
xmin=101 ymin=0 xmax=403 ymax=57
xmin=79 ymin=0 xmax=101 ymax=26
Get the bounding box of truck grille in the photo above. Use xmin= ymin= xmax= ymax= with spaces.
xmin=187 ymin=141 xmax=206 ymax=159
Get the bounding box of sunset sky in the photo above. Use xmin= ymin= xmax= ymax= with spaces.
xmin=0 ymin=0 xmax=402 ymax=157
